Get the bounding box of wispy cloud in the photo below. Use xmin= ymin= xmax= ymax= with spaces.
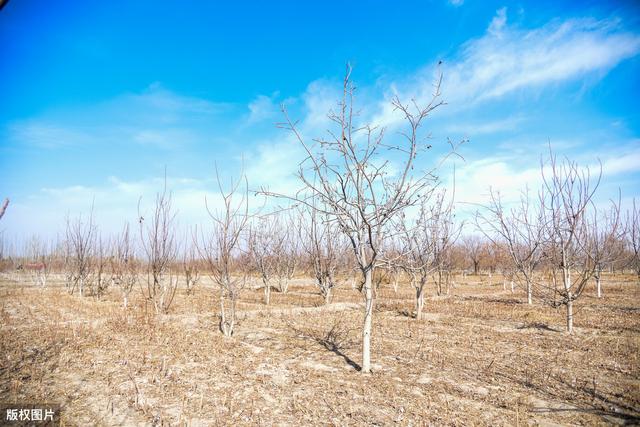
xmin=371 ymin=10 xmax=640 ymax=128
xmin=5 ymin=84 xmax=234 ymax=151
xmin=247 ymin=93 xmax=280 ymax=124
xmin=445 ymin=116 xmax=526 ymax=136
xmin=446 ymin=11 xmax=640 ymax=104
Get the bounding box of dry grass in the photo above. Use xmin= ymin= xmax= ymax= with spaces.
xmin=0 ymin=273 xmax=638 ymax=426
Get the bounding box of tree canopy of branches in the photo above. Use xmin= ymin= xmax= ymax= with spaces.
xmin=262 ymin=65 xmax=457 ymax=373
xmin=200 ymin=170 xmax=250 ymax=336
xmin=479 ymin=150 xmax=620 ymax=333
xmin=301 ymin=206 xmax=343 ymax=304
xmin=64 ymin=210 xmax=97 ymax=297
xmin=139 ymin=182 xmax=179 ymax=315
xmin=110 ymin=223 xmax=138 ymax=309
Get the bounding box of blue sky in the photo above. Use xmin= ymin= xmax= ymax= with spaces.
xmin=1 ymin=0 xmax=639 ymax=242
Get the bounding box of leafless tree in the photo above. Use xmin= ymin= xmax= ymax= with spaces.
xmin=65 ymin=211 xmax=97 ymax=297
xmin=110 ymin=223 xmax=138 ymax=309
xmin=24 ymin=236 xmax=51 ymax=287
xmin=628 ymin=199 xmax=640 ymax=282
xmin=200 ymin=170 xmax=250 ymax=336
xmin=430 ymin=189 xmax=461 ymax=296
xmin=394 ymin=187 xmax=454 ymax=319
xmin=93 ymin=235 xmax=109 ymax=298
xmin=273 ymin=212 xmax=300 ymax=294
xmin=250 ymin=215 xmax=285 ymax=305
xmin=482 ymin=151 xmax=618 ymax=333
xmin=182 ymin=228 xmax=201 ymax=295
xmin=590 ymin=200 xmax=624 ymax=298
xmin=262 ymin=65 xmax=457 ymax=372
xmin=301 ymin=207 xmax=342 ymax=304
xmin=461 ymin=235 xmax=484 ymax=276
xmin=396 ymin=206 xmax=437 ymax=320
xmin=537 ymin=153 xmax=612 ymax=333
xmin=477 ymin=187 xmax=544 ymax=305
xmin=138 ymin=181 xmax=179 ymax=315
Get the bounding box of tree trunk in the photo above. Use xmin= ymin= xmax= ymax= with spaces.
xmin=415 ymin=284 xmax=425 ymax=320
xmin=361 ymin=268 xmax=374 ymax=373
xmin=324 ymin=287 xmax=332 ymax=305
xmin=527 ymin=281 xmax=532 ymax=305
xmin=220 ymin=295 xmax=228 ymax=336
xmin=263 ymin=280 xmax=271 ymax=305
xmin=595 ymin=269 xmax=602 ymax=298
xmin=566 ymin=293 xmax=573 ymax=334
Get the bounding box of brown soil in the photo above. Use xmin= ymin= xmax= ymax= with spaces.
xmin=1 ymin=273 xmax=638 ymax=426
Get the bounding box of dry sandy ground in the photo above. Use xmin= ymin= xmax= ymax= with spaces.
xmin=0 ymin=273 xmax=638 ymax=426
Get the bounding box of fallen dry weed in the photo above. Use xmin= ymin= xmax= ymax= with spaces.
xmin=0 ymin=274 xmax=638 ymax=425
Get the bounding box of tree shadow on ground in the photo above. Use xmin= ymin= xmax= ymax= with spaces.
xmin=284 ymin=320 xmax=361 ymax=371
xmin=517 ymin=322 xmax=561 ymax=332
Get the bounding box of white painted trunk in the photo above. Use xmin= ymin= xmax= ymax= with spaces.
xmin=567 ymin=292 xmax=574 ymax=334
xmin=415 ymin=286 xmax=425 ymax=320
xmin=361 ymin=268 xmax=373 ymax=373
xmin=263 ymin=281 xmax=271 ymax=305
xmin=324 ymin=288 xmax=332 ymax=305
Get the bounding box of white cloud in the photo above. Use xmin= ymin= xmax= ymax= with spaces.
xmin=445 ymin=116 xmax=526 ymax=136
xmin=447 ymin=13 xmax=640 ymax=104
xmin=8 ymin=121 xmax=93 ymax=149
xmin=2 ymin=175 xmax=236 ymax=241
xmin=488 ymin=7 xmax=507 ymax=35
xmin=6 ymin=84 xmax=234 ymax=150
xmin=247 ymin=94 xmax=279 ymax=124
xmin=371 ymin=11 xmax=640 ymax=128
xmin=447 ymin=140 xmax=640 ymax=222
xmin=4 ymin=10 xmax=639 ymax=244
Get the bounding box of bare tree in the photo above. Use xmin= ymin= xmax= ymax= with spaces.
xmin=138 ymin=181 xmax=179 ymax=315
xmin=591 ymin=200 xmax=624 ymax=298
xmin=273 ymin=212 xmax=300 ymax=294
xmin=182 ymin=228 xmax=201 ymax=295
xmin=93 ymin=235 xmax=109 ymax=298
xmin=537 ymin=153 xmax=610 ymax=333
xmin=200 ymin=171 xmax=250 ymax=336
xmin=430 ymin=189 xmax=461 ymax=296
xmin=477 ymin=187 xmax=544 ymax=305
xmin=461 ymin=235 xmax=483 ymax=276
xmin=301 ymin=207 xmax=342 ymax=304
xmin=396 ymin=205 xmax=437 ymax=320
xmin=250 ymin=216 xmax=284 ymax=305
xmin=65 ymin=211 xmax=97 ymax=297
xmin=482 ymin=151 xmax=618 ymax=333
xmin=394 ymin=186 xmax=455 ymax=319
xmin=110 ymin=223 xmax=138 ymax=309
xmin=628 ymin=199 xmax=640 ymax=282
xmin=24 ymin=236 xmax=51 ymax=287
xmin=262 ymin=65 xmax=456 ymax=372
